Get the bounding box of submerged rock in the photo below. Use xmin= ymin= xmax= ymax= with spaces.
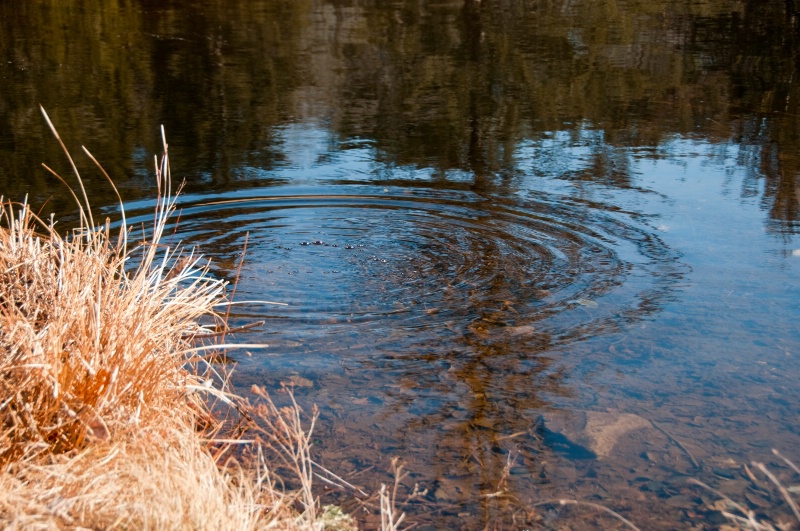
xmin=536 ymin=410 xmax=653 ymax=460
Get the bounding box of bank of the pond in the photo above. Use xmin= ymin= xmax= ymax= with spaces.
xmin=0 ymin=126 xmax=371 ymax=529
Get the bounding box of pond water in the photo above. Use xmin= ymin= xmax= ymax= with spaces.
xmin=2 ymin=0 xmax=799 ymax=528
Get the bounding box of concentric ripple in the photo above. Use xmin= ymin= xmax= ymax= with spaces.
xmin=121 ymin=185 xmax=682 ymax=365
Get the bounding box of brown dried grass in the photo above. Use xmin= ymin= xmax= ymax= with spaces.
xmin=0 ymin=109 xmax=351 ymax=530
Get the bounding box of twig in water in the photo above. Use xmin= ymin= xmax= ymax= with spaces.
xmin=651 ymin=420 xmax=699 ymax=469
xmin=531 ymin=499 xmax=642 ymax=531
xmin=223 ymin=232 xmax=248 ymax=344
xmin=310 ymin=459 xmax=369 ymax=498
xmin=773 ymin=449 xmax=800 ymax=475
xmin=184 ymin=320 xmax=266 ymax=340
xmin=753 ymin=460 xmax=800 ymax=523
xmin=689 ymin=477 xmax=778 ymax=530
xmin=215 ymin=300 xmax=289 ymax=306
xmin=496 ymin=450 xmax=518 ymax=492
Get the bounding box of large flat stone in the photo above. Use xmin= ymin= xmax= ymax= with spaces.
xmin=537 ymin=410 xmax=653 ymax=459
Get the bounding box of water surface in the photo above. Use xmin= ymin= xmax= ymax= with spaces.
xmin=1 ymin=1 xmax=799 ymax=528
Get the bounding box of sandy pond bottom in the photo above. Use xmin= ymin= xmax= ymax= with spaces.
xmin=230 ymin=330 xmax=798 ymax=530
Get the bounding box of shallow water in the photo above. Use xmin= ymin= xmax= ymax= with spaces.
xmin=2 ymin=0 xmax=800 ymax=528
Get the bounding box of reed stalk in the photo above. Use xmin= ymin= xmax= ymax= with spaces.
xmin=0 ymin=109 xmax=363 ymax=529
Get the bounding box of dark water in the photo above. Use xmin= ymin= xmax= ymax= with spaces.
xmin=2 ymin=1 xmax=800 ymax=528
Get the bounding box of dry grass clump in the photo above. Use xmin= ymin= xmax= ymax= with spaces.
xmin=0 ymin=110 xmax=340 ymax=529
xmin=0 ymin=182 xmax=221 ymax=466
xmin=0 ymin=419 xmax=271 ymax=529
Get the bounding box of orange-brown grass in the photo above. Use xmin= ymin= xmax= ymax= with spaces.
xmin=0 ymin=110 xmax=352 ymax=529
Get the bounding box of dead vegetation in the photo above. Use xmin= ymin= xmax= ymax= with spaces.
xmin=0 ymin=108 xmax=401 ymax=529
xmin=690 ymin=449 xmax=800 ymax=531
